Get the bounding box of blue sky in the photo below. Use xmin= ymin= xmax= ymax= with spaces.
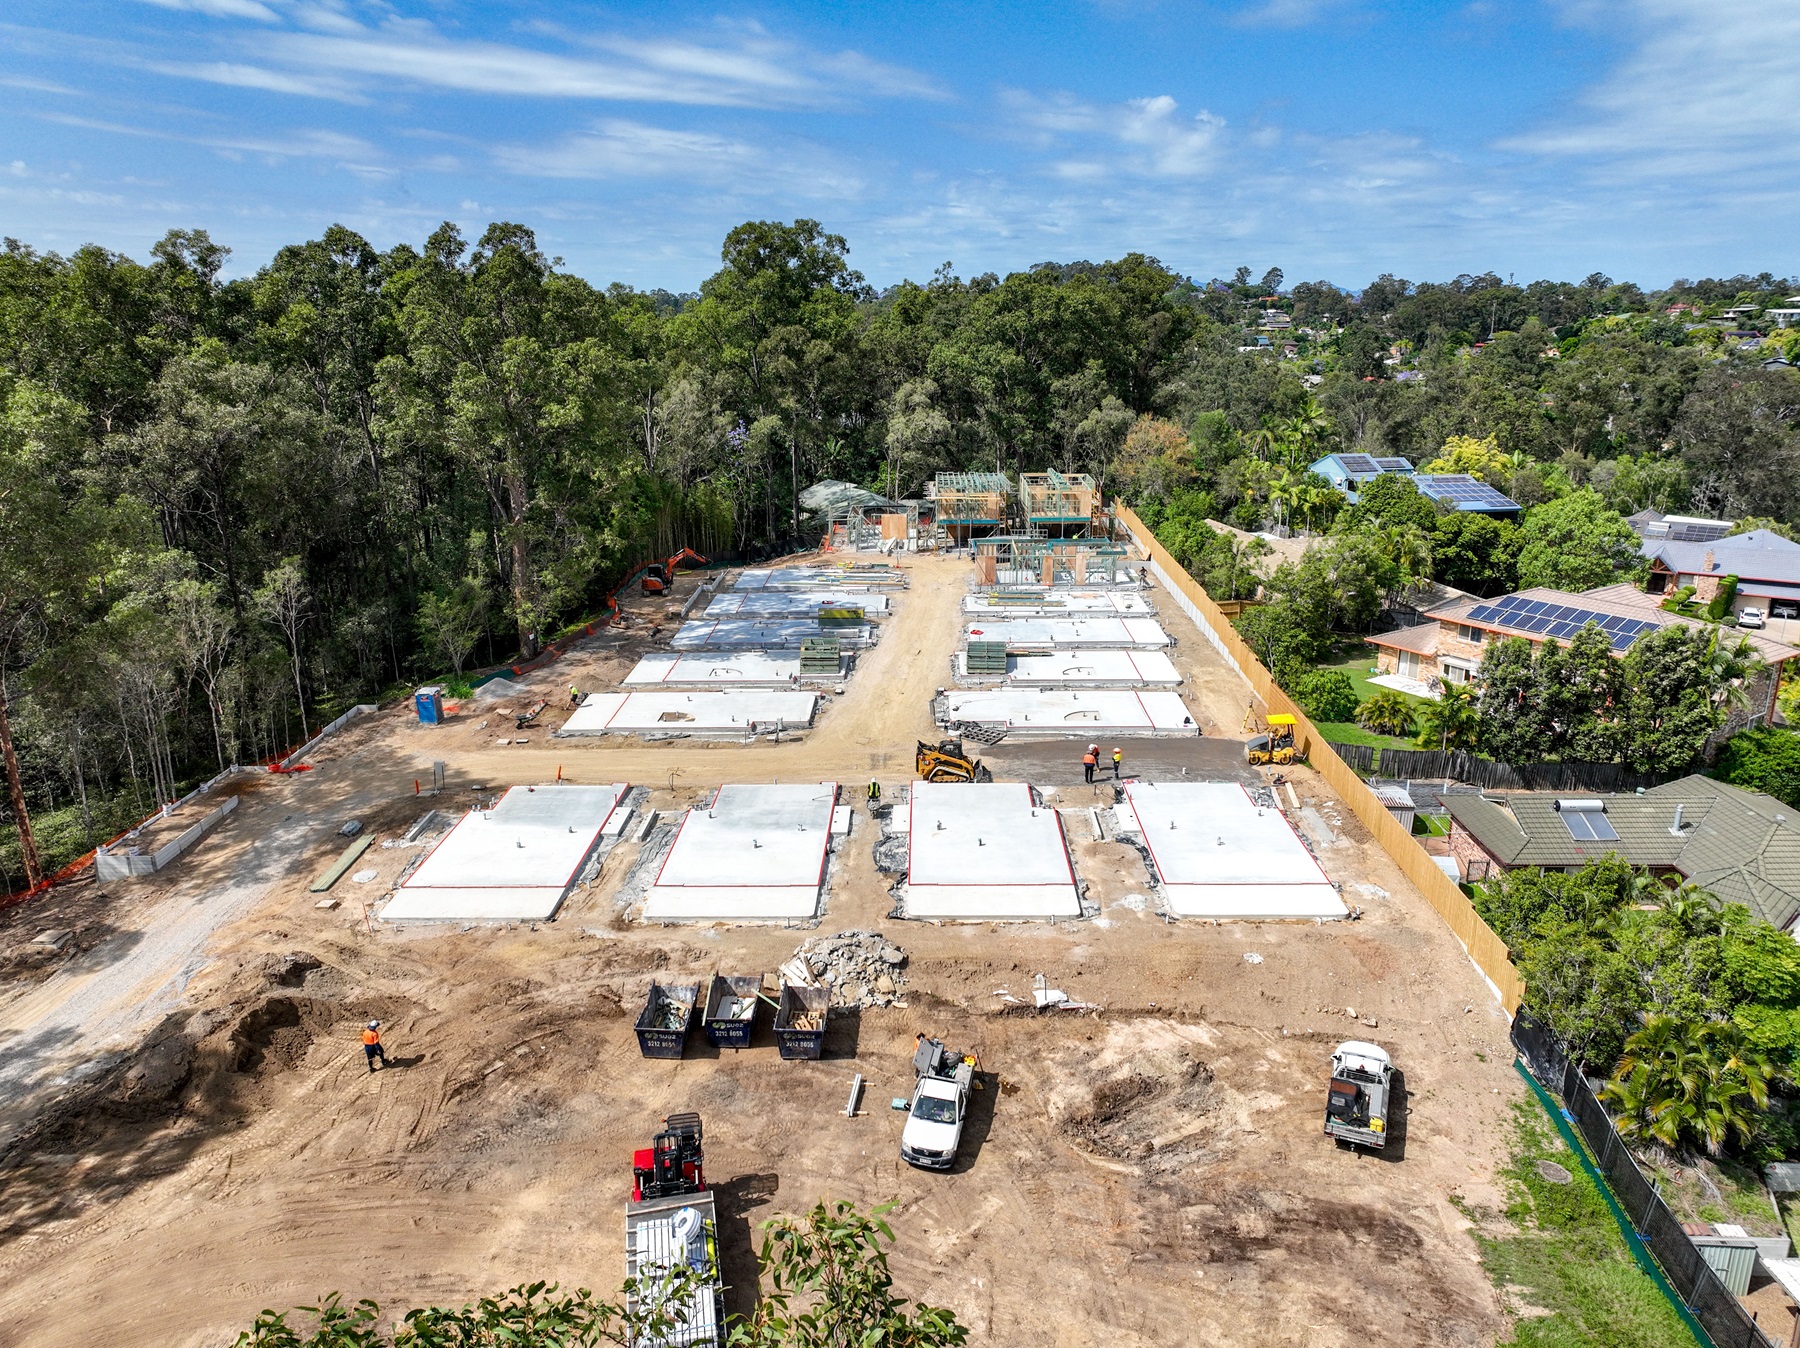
xmin=2 ymin=0 xmax=1796 ymax=289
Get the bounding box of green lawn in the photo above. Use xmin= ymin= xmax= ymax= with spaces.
xmin=1472 ymin=1098 xmax=1700 ymax=1347
xmin=1306 ymin=643 xmax=1433 ymax=753
xmin=1312 ymin=720 xmax=1416 ymax=750
xmin=1313 ymin=642 xmax=1435 ymax=706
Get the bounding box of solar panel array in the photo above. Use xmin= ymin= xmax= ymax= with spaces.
xmin=1415 ymin=474 xmax=1521 ymax=510
xmin=1562 ymin=810 xmax=1619 ymax=842
xmin=1336 ymin=453 xmax=1380 ymax=475
xmin=1461 ymin=594 xmax=1662 ymax=650
xmin=1373 ymin=456 xmax=1414 ymax=472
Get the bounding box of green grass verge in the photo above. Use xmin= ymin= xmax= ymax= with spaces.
xmin=1474 ymin=1098 xmax=1699 ymax=1348
xmin=1311 ymin=721 xmax=1416 ymax=751
xmin=1312 ymin=643 xmax=1436 ymax=706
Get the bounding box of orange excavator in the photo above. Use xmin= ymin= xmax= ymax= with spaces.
xmin=641 ymin=547 xmax=707 ymax=595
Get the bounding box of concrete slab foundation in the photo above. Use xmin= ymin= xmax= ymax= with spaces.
xmin=671 ymin=618 xmax=873 ymax=650
xmin=706 ymin=592 xmax=889 ymax=618
xmin=937 ymin=688 xmax=1199 ymax=736
xmin=559 ymin=690 xmax=818 ymax=737
xmin=955 ymin=649 xmax=1182 ymax=687
xmin=1119 ymin=782 xmax=1345 ymax=919
xmin=384 ymin=783 xmax=629 ymax=922
xmin=736 ymin=567 xmax=907 ymax=591
xmin=904 ymin=782 xmax=1081 ymax=919
xmin=961 ymin=592 xmax=1152 ymax=617
xmin=622 ymin=652 xmax=813 ymax=688
xmin=645 ymin=783 xmax=840 ymax=920
xmin=961 ymin=618 xmax=1170 ymax=649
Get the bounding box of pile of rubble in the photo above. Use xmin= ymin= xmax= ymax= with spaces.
xmin=780 ymin=929 xmax=908 ymax=1008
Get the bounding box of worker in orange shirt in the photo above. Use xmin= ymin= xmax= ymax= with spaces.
xmin=362 ymin=1020 xmax=387 ymax=1073
xmin=1082 ymin=747 xmax=1097 ymax=784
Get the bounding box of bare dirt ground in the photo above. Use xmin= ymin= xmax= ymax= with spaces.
xmin=0 ymin=548 xmax=1525 ymax=1348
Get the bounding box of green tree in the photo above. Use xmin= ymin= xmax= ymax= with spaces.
xmin=1429 ymin=512 xmax=1520 ymax=596
xmin=1714 ymin=725 xmax=1800 ymax=808
xmin=1475 ymin=636 xmax=1548 ymax=762
xmin=1290 ymin=668 xmax=1357 ymax=722
xmin=1415 ymin=682 xmax=1480 ymax=751
xmin=1514 ymin=490 xmax=1641 ymax=591
xmin=1339 ymin=472 xmax=1437 ymax=532
xmin=1614 ymin=626 xmax=1728 ymax=775
xmin=1355 ymin=689 xmax=1417 ymax=738
xmin=1604 ymin=1016 xmax=1777 ymax=1158
xmin=235 ymin=1203 xmax=967 ymax=1348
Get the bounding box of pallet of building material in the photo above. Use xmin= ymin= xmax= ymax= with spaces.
xmin=963 ymin=641 xmax=1009 ymax=674
xmin=634 ymin=981 xmax=699 ymax=1059
xmin=816 ymin=606 xmax=866 ymax=628
xmin=309 ymin=834 xmax=374 ymax=893
xmin=774 ymin=984 xmax=830 ymax=1059
xmin=799 ymin=637 xmax=843 ymax=676
xmin=702 ymin=973 xmax=764 ymax=1050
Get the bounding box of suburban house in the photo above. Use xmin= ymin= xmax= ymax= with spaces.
xmin=1310 ymin=452 xmax=1415 ymax=499
xmin=1365 ymin=581 xmax=1797 ymax=720
xmin=1626 ymin=509 xmax=1734 ymax=544
xmin=1641 ymin=529 xmax=1800 ymax=623
xmin=1442 ymin=777 xmax=1800 ymax=933
xmin=1308 ymin=454 xmax=1521 ymax=516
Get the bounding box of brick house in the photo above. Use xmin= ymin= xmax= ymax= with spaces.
xmin=1641 ymin=529 xmax=1800 ymax=622
xmin=1442 ymin=777 xmax=1800 ymax=932
xmin=1366 ymin=582 xmax=1796 ymax=722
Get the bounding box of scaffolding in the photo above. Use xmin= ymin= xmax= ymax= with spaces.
xmin=970 ymin=536 xmax=1137 ymax=588
xmin=931 ymin=473 xmax=1013 ymax=542
xmin=1019 ymin=470 xmax=1098 ymax=534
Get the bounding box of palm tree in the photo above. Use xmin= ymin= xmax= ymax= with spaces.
xmin=1416 ymin=683 xmax=1480 ymax=751
xmin=1604 ymin=1016 xmax=1778 ymax=1159
xmin=1356 ymin=689 xmax=1417 ymax=738
xmin=1376 ymin=523 xmax=1434 ymax=600
xmin=1703 ymin=631 xmax=1763 ymax=719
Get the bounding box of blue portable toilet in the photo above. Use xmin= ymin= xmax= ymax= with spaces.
xmin=415 ymin=686 xmax=444 ymax=725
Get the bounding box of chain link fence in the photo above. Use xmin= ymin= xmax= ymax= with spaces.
xmin=1513 ymin=1014 xmax=1777 ymax=1348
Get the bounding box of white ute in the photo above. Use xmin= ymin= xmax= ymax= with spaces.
xmin=900 ymin=1036 xmax=974 ymax=1171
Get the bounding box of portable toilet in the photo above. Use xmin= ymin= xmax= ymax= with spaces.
xmin=415 ymin=686 xmax=444 ymax=725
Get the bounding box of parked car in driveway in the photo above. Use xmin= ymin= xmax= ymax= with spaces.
xmin=1739 ymin=606 xmax=1767 ymax=629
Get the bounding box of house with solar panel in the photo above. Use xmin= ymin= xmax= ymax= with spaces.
xmin=1440 ymin=778 xmax=1800 ymax=932
xmin=1308 ymin=453 xmax=1418 ymax=501
xmin=1308 ymin=454 xmax=1523 ymax=517
xmin=1365 ymin=582 xmax=1797 ymax=721
xmin=1641 ymin=529 xmax=1800 ymax=626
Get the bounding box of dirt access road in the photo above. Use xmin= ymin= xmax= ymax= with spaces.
xmin=0 ymin=549 xmax=1524 ymax=1348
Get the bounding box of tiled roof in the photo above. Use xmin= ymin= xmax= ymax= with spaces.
xmin=1366 ymin=623 xmax=1441 ymax=655
xmin=1646 ymin=531 xmax=1800 ymax=584
xmin=1428 ymin=585 xmax=1798 ymax=665
xmin=1446 ymin=775 xmax=1800 ymax=930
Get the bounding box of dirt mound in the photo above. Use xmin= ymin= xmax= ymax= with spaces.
xmin=227 ymin=995 xmax=342 ymax=1073
xmin=1061 ymin=1057 xmax=1217 ymax=1169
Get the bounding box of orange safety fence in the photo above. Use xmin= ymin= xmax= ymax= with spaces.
xmin=1114 ymin=502 xmax=1524 ymax=1015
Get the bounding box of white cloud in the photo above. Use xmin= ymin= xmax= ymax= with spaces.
xmin=136 ymin=0 xmax=282 ymax=23
xmin=1005 ymin=91 xmax=1227 ymax=179
xmin=37 ymin=111 xmax=379 ymax=165
xmin=1231 ymin=0 xmax=1349 ymax=27
xmin=1503 ymin=0 xmax=1800 ymax=177
xmin=0 ymin=74 xmax=81 ymax=95
xmin=144 ymin=59 xmax=367 ymax=102
xmin=495 ymin=118 xmax=864 ymax=199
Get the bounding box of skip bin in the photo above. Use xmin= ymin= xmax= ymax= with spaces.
xmin=702 ymin=974 xmax=763 ymax=1050
xmin=774 ymin=984 xmax=829 ymax=1060
xmin=634 ymin=981 xmax=699 ymax=1059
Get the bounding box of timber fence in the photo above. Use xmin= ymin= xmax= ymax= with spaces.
xmin=1324 ymin=744 xmax=1676 ymax=795
xmin=1115 ymin=503 xmax=1524 ymax=1015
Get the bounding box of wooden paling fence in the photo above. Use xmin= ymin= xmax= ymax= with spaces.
xmin=1115 ymin=503 xmax=1524 ymax=1015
